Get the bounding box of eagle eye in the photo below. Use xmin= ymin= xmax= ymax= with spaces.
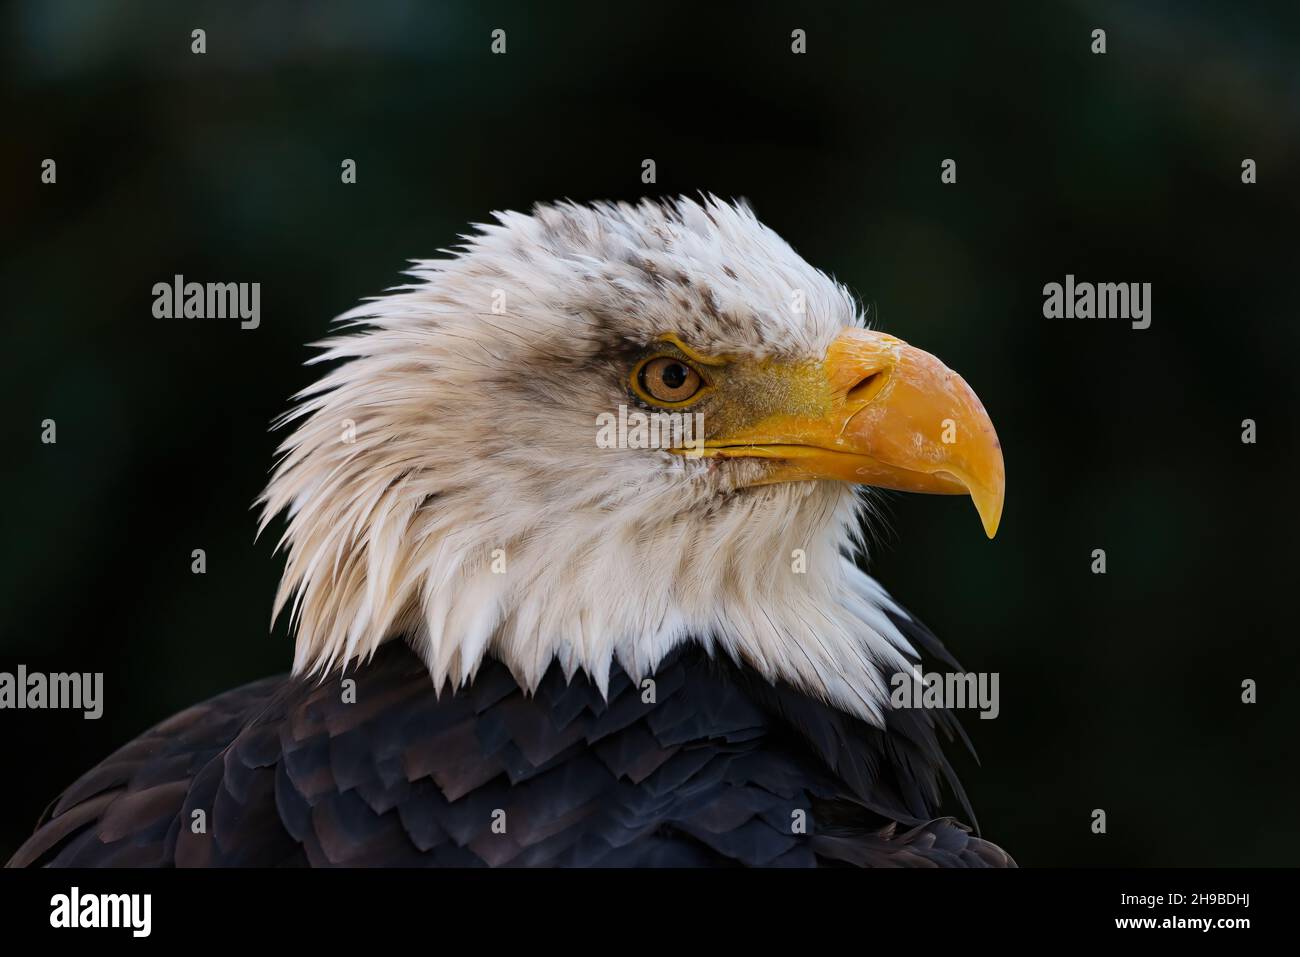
xmin=634 ymin=356 xmax=706 ymax=405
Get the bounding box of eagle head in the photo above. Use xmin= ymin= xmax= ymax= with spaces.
xmin=259 ymin=196 xmax=1004 ymax=725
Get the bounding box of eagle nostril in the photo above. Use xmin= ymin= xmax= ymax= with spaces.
xmin=846 ymin=370 xmax=884 ymax=403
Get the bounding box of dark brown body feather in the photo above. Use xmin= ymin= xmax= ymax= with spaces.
xmin=9 ymin=613 xmax=1012 ymax=867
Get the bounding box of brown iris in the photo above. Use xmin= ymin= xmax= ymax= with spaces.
xmin=636 ymin=356 xmax=705 ymax=405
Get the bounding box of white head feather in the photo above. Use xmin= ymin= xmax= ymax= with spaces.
xmin=259 ymin=196 xmax=921 ymax=725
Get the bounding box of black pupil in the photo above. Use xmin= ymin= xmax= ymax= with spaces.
xmin=661 ymin=362 xmax=688 ymax=389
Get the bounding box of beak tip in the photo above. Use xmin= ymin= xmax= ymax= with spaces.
xmin=972 ymin=485 xmax=1005 ymax=540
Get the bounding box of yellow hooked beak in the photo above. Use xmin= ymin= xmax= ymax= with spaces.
xmin=694 ymin=328 xmax=1005 ymax=538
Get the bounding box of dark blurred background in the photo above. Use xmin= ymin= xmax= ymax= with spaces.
xmin=3 ymin=0 xmax=1298 ymax=866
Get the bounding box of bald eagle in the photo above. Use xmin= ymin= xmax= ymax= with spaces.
xmin=10 ymin=197 xmax=1008 ymax=868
